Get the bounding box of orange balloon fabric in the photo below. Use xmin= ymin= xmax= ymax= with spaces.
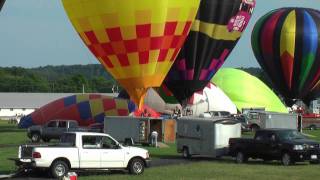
xmin=62 ymin=0 xmax=200 ymax=108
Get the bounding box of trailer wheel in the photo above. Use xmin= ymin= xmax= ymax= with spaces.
xmin=50 ymin=160 xmax=69 ymax=178
xmin=31 ymin=133 xmax=40 ymax=142
xmin=182 ymin=147 xmax=191 ymax=158
xmin=235 ymin=151 xmax=247 ymax=164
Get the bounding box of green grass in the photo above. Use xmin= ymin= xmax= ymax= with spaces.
xmin=79 ymin=161 xmax=320 ymax=180
xmin=0 ymin=120 xmax=28 ymax=145
xmin=1 ymin=121 xmax=320 ymax=179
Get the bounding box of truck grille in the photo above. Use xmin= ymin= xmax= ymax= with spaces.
xmin=19 ymin=145 xmax=33 ymax=159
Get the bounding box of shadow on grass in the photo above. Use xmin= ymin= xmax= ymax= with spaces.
xmin=150 ymin=154 xmax=311 ymax=167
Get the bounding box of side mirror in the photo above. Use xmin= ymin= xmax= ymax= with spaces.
xmin=115 ymin=143 xmax=121 ymax=149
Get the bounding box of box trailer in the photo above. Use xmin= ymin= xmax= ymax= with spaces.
xmin=176 ymin=117 xmax=241 ymax=158
xmin=245 ymin=111 xmax=299 ymax=131
xmin=104 ymin=116 xmax=176 ymax=145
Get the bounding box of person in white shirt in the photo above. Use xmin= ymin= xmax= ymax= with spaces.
xmin=151 ymin=131 xmax=158 ymax=147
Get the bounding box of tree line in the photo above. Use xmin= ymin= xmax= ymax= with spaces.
xmin=0 ymin=64 xmax=119 ymax=93
xmin=0 ymin=65 xmax=267 ymax=93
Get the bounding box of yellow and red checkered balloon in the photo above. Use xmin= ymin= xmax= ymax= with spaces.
xmin=62 ymin=0 xmax=200 ymax=108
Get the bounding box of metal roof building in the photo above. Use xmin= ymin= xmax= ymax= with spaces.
xmin=0 ymin=93 xmax=117 ymax=119
xmin=0 ymin=93 xmax=118 ymax=108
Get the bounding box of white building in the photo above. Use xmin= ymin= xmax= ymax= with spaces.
xmin=0 ymin=93 xmax=117 ymax=120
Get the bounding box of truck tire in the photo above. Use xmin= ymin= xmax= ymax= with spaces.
xmin=50 ymin=160 xmax=69 ymax=178
xmin=310 ymin=125 xmax=317 ymax=131
xmin=128 ymin=158 xmax=144 ymax=175
xmin=182 ymin=147 xmax=191 ymax=159
xmin=235 ymin=151 xmax=247 ymax=164
xmin=31 ymin=133 xmax=41 ymax=142
xmin=251 ymin=125 xmax=259 ymax=132
xmin=281 ymin=153 xmax=293 ymax=166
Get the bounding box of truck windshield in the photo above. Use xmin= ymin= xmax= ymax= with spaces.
xmin=59 ymin=133 xmax=76 ymax=147
xmin=277 ymin=130 xmax=305 ymax=141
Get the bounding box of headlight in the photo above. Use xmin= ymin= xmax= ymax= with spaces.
xmin=146 ymin=152 xmax=150 ymax=159
xmin=293 ymin=145 xmax=304 ymax=150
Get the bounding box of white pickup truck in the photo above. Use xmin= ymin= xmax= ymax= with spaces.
xmin=15 ymin=132 xmax=151 ymax=178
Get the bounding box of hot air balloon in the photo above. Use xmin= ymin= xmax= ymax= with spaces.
xmin=252 ymin=8 xmax=320 ymax=106
xmin=62 ymin=0 xmax=200 ymax=109
xmin=19 ymin=94 xmax=135 ymax=128
xmin=185 ymin=82 xmax=238 ymax=116
xmin=164 ymin=0 xmax=255 ymax=104
xmin=0 ymin=0 xmax=5 ymax=11
xmin=212 ymin=68 xmax=288 ymax=113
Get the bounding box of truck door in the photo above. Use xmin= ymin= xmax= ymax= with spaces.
xmin=100 ymin=136 xmax=125 ymax=168
xmin=55 ymin=121 xmax=67 ymax=138
xmin=79 ymin=135 xmax=102 ymax=168
xmin=264 ymin=133 xmax=280 ymax=158
xmin=43 ymin=121 xmax=57 ymax=138
xmin=253 ymin=132 xmax=269 ymax=158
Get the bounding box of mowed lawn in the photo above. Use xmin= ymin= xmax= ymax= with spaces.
xmin=1 ymin=120 xmax=320 ymax=179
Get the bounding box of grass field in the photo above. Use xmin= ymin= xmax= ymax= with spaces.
xmin=1 ymin=120 xmax=320 ymax=179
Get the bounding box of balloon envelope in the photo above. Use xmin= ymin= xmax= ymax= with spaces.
xmin=164 ymin=0 xmax=255 ymax=104
xmin=186 ymin=83 xmax=238 ymax=116
xmin=252 ymin=8 xmax=320 ymax=105
xmin=0 ymin=0 xmax=5 ymax=11
xmin=19 ymin=94 xmax=135 ymax=128
xmin=212 ymin=68 xmax=288 ymax=113
xmin=62 ymin=0 xmax=200 ymax=108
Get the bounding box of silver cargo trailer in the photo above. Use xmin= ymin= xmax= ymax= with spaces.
xmin=245 ymin=111 xmax=298 ymax=131
xmin=104 ymin=116 xmax=151 ymax=145
xmin=176 ymin=117 xmax=241 ymax=158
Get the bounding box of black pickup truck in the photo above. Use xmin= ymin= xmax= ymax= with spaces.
xmin=229 ymin=129 xmax=320 ymax=165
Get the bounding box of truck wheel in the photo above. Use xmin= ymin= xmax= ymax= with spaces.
xmin=251 ymin=125 xmax=259 ymax=132
xmin=281 ymin=153 xmax=293 ymax=166
xmin=31 ymin=133 xmax=40 ymax=142
xmin=129 ymin=158 xmax=144 ymax=175
xmin=182 ymin=147 xmax=191 ymax=159
xmin=235 ymin=151 xmax=247 ymax=164
xmin=310 ymin=125 xmax=317 ymax=131
xmin=51 ymin=160 xmax=69 ymax=178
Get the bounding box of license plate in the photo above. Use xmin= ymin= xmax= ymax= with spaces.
xmin=311 ymin=155 xmax=318 ymax=159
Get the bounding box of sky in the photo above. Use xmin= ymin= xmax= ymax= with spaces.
xmin=0 ymin=0 xmax=319 ymax=68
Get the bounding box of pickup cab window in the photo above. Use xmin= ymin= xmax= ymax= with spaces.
xmin=69 ymin=121 xmax=77 ymax=128
xmin=101 ymin=136 xmax=118 ymax=149
xmin=255 ymin=131 xmax=268 ymax=141
xmin=58 ymin=121 xmax=67 ymax=128
xmin=277 ymin=130 xmax=305 ymax=141
xmin=47 ymin=121 xmax=57 ymax=127
xmin=82 ymin=136 xmax=102 ymax=149
xmin=59 ymin=133 xmax=76 ymax=147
